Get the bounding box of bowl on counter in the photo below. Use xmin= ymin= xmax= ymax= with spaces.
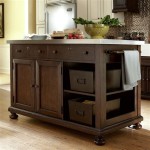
xmin=30 ymin=35 xmax=48 ymax=40
xmin=84 ymin=24 xmax=109 ymax=39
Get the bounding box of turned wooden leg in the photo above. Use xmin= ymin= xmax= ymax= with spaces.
xmin=9 ymin=112 xmax=18 ymax=119
xmin=132 ymin=123 xmax=142 ymax=129
xmin=94 ymin=136 xmax=105 ymax=146
xmin=128 ymin=122 xmax=142 ymax=129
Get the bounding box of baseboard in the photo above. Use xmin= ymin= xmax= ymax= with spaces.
xmin=0 ymin=68 xmax=10 ymax=74
xmin=0 ymin=44 xmax=10 ymax=74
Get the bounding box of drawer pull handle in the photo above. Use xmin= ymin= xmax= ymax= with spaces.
xmin=77 ymin=78 xmax=86 ymax=84
xmin=16 ymin=49 xmax=22 ymax=53
xmin=68 ymin=47 xmax=71 ymax=50
xmin=31 ymin=85 xmax=35 ymax=88
xmin=83 ymin=51 xmax=89 ymax=55
xmin=34 ymin=85 xmax=39 ymax=88
xmin=26 ymin=47 xmax=30 ymax=50
xmin=75 ymin=110 xmax=84 ymax=116
xmin=38 ymin=50 xmax=42 ymax=53
xmin=31 ymin=85 xmax=39 ymax=88
xmin=52 ymin=50 xmax=57 ymax=54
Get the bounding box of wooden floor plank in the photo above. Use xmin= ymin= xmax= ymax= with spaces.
xmin=0 ymin=89 xmax=150 ymax=150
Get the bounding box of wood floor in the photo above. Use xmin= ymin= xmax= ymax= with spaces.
xmin=0 ymin=89 xmax=150 ymax=149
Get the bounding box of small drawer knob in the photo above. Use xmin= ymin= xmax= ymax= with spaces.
xmin=52 ymin=50 xmax=57 ymax=54
xmin=16 ymin=49 xmax=22 ymax=53
xmin=83 ymin=51 xmax=89 ymax=55
xmin=38 ymin=50 xmax=42 ymax=53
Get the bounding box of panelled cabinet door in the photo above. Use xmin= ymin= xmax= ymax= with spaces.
xmin=36 ymin=60 xmax=63 ymax=119
xmin=112 ymin=0 xmax=139 ymax=12
xmin=36 ymin=24 xmax=46 ymax=35
xmin=88 ymin=0 xmax=102 ymax=21
xmin=12 ymin=59 xmax=35 ymax=111
xmin=146 ymin=67 xmax=150 ymax=94
xmin=113 ymin=0 xmax=126 ymax=10
xmin=36 ymin=0 xmax=46 ymax=24
xmin=36 ymin=0 xmax=46 ymax=34
xmin=141 ymin=66 xmax=147 ymax=95
xmin=141 ymin=66 xmax=150 ymax=98
xmin=87 ymin=0 xmax=124 ymax=24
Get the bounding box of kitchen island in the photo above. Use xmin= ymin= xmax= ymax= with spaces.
xmin=7 ymin=39 xmax=144 ymax=145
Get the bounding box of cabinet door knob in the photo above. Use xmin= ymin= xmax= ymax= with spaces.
xmin=16 ymin=49 xmax=22 ymax=53
xmin=38 ymin=50 xmax=42 ymax=53
xmin=75 ymin=110 xmax=84 ymax=116
xmin=52 ymin=50 xmax=57 ymax=54
xmin=31 ymin=85 xmax=35 ymax=88
xmin=83 ymin=51 xmax=89 ymax=55
xmin=35 ymin=85 xmax=39 ymax=88
xmin=26 ymin=46 xmax=30 ymax=50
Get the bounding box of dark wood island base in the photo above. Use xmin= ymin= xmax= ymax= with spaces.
xmin=7 ymin=39 xmax=144 ymax=145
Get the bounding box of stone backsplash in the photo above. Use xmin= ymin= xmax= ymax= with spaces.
xmin=108 ymin=0 xmax=150 ymax=42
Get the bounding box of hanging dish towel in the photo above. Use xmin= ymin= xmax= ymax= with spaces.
xmin=122 ymin=50 xmax=141 ymax=90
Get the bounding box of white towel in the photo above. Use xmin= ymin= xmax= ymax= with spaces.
xmin=122 ymin=50 xmax=141 ymax=90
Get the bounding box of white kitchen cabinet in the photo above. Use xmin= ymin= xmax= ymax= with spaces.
xmin=76 ymin=0 xmax=88 ymax=36
xmin=36 ymin=0 xmax=46 ymax=34
xmin=88 ymin=0 xmax=102 ymax=21
xmin=87 ymin=0 xmax=124 ymax=24
xmin=36 ymin=24 xmax=46 ymax=35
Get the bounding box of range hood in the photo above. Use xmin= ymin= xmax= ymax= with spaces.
xmin=46 ymin=0 xmax=76 ymax=6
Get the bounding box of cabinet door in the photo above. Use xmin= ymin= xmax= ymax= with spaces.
xmin=145 ymin=67 xmax=150 ymax=94
xmin=141 ymin=66 xmax=150 ymax=95
xmin=113 ymin=0 xmax=139 ymax=12
xmin=12 ymin=59 xmax=35 ymax=111
xmin=36 ymin=24 xmax=46 ymax=34
xmin=113 ymin=0 xmax=126 ymax=10
xmin=77 ymin=0 xmax=88 ymax=36
xmin=88 ymin=0 xmax=102 ymax=21
xmin=87 ymin=0 xmax=124 ymax=24
xmin=36 ymin=0 xmax=46 ymax=24
xmin=141 ymin=66 xmax=147 ymax=95
xmin=36 ymin=0 xmax=46 ymax=34
xmin=36 ymin=60 xmax=62 ymax=119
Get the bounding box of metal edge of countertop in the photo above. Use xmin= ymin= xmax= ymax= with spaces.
xmin=7 ymin=39 xmax=145 ymax=45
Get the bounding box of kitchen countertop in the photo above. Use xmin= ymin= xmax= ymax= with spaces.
xmin=7 ymin=39 xmax=145 ymax=45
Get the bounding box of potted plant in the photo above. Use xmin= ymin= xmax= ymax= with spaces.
xmin=73 ymin=15 xmax=122 ymax=39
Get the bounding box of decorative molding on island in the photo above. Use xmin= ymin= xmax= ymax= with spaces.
xmin=7 ymin=39 xmax=144 ymax=145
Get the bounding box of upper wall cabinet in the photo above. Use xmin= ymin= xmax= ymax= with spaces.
xmin=76 ymin=0 xmax=88 ymax=35
xmin=87 ymin=0 xmax=124 ymax=24
xmin=112 ymin=0 xmax=139 ymax=13
xmin=36 ymin=0 xmax=46 ymax=34
xmin=88 ymin=0 xmax=103 ymax=21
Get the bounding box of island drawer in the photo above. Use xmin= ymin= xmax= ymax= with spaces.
xmin=68 ymin=98 xmax=95 ymax=126
xmin=47 ymin=45 xmax=68 ymax=60
xmin=12 ymin=45 xmax=29 ymax=58
xmin=47 ymin=45 xmax=95 ymax=62
xmin=67 ymin=45 xmax=95 ymax=62
xmin=12 ymin=44 xmax=47 ymax=58
xmin=29 ymin=45 xmax=47 ymax=58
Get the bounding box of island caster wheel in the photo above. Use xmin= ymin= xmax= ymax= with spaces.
xmin=94 ymin=136 xmax=105 ymax=146
xmin=128 ymin=123 xmax=142 ymax=129
xmin=132 ymin=123 xmax=142 ymax=129
xmin=9 ymin=113 xmax=18 ymax=119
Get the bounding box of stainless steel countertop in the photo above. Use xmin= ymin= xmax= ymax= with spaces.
xmin=7 ymin=39 xmax=145 ymax=45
